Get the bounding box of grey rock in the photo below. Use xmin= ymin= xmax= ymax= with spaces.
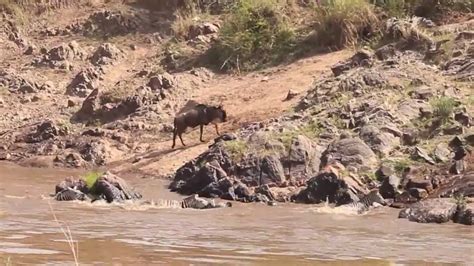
xmin=375 ymin=44 xmax=396 ymax=60
xmin=412 ymin=147 xmax=435 ymax=165
xmin=260 ymin=155 xmax=286 ymax=185
xmin=286 ymin=135 xmax=323 ymax=180
xmin=90 ymin=43 xmax=123 ymax=66
xmin=359 ymin=125 xmax=400 ymax=156
xmin=321 ymin=137 xmax=378 ymax=171
xmin=454 ymin=111 xmax=471 ymax=127
xmin=433 ymin=143 xmax=451 ymax=163
xmin=399 ymin=198 xmax=458 ymax=223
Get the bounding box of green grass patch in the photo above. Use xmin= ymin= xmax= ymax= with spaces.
xmin=382 ymin=158 xmax=412 ymax=175
xmin=83 ymin=171 xmax=103 ymax=189
xmin=430 ymin=96 xmax=457 ymax=124
xmin=223 ymin=139 xmax=249 ymax=161
xmin=274 ymin=121 xmax=322 ymax=150
xmin=207 ymin=0 xmax=296 ymax=72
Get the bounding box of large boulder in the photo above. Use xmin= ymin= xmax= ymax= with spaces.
xmin=320 ymin=137 xmax=378 ymax=171
xmin=293 ymin=163 xmax=367 ymax=205
xmin=359 ymin=125 xmax=400 ymax=156
xmin=283 ymin=135 xmax=323 ymax=181
xmin=453 ymin=203 xmax=473 ymax=225
xmin=398 ymin=198 xmax=457 ymax=223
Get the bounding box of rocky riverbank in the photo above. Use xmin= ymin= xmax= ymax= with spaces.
xmin=168 ymin=18 xmax=474 ymax=225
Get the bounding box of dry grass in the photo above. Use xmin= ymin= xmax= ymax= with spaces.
xmin=207 ymin=0 xmax=295 ymax=72
xmin=48 ymin=201 xmax=79 ymax=266
xmin=309 ymin=0 xmax=380 ymax=49
xmin=171 ymin=4 xmax=211 ymax=40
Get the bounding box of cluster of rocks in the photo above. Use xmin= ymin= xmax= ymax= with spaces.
xmin=32 ymin=41 xmax=84 ymax=70
xmin=186 ymin=22 xmax=220 ymax=45
xmin=54 ymin=172 xmax=142 ymax=203
xmin=166 ymin=20 xmax=473 ymax=225
xmin=64 ymin=43 xmax=124 ymax=97
xmin=66 ymin=67 xmax=103 ymax=97
xmin=90 ymin=43 xmax=124 ymax=66
xmin=3 ymin=19 xmax=29 ymax=48
xmin=73 ymin=88 xmax=144 ymax=125
xmin=442 ymin=31 xmax=474 ymax=82
xmin=0 ymin=70 xmax=48 ymax=94
xmin=41 ymin=10 xmax=139 ymax=37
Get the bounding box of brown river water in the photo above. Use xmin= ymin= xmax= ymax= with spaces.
xmin=0 ymin=162 xmax=473 ymax=265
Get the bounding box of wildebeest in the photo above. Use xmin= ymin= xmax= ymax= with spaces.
xmin=172 ymin=102 xmax=227 ymax=148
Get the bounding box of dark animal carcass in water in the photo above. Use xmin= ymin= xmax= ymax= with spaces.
xmin=172 ymin=102 xmax=227 ymax=148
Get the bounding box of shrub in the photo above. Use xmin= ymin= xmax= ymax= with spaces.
xmin=431 ymin=96 xmax=457 ymax=124
xmin=223 ymin=139 xmax=249 ymax=161
xmin=207 ymin=0 xmax=295 ymax=71
xmin=310 ymin=0 xmax=380 ymax=49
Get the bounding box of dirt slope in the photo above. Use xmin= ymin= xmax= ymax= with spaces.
xmin=111 ymin=50 xmax=352 ymax=177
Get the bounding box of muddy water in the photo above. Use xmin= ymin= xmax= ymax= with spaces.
xmin=0 ymin=162 xmax=473 ymax=265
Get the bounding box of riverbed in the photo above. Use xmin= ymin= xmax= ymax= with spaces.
xmin=0 ymin=162 xmax=473 ymax=265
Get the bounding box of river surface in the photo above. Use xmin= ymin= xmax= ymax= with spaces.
xmin=0 ymin=162 xmax=473 ymax=265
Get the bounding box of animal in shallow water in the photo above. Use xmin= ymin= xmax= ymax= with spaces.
xmin=172 ymin=103 xmax=227 ymax=148
xmin=52 ymin=173 xmax=142 ymax=203
xmin=336 ymin=190 xmax=387 ymax=214
xmin=54 ymin=187 xmax=90 ymax=201
xmin=142 ymin=194 xmax=232 ymax=209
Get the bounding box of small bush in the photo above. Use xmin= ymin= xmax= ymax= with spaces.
xmin=383 ymin=158 xmax=411 ymax=175
xmin=275 ymin=121 xmax=321 ymax=150
xmin=84 ymin=171 xmax=103 ymax=189
xmin=310 ymin=0 xmax=380 ymax=49
xmin=223 ymin=139 xmax=249 ymax=161
xmin=171 ymin=3 xmax=211 ymax=40
xmin=208 ymin=0 xmax=295 ymax=71
xmin=431 ymin=96 xmax=457 ymax=124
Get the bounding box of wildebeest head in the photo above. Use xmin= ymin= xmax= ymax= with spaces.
xmin=211 ymin=105 xmax=227 ymax=123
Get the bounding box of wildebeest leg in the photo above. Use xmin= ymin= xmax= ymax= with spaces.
xmin=214 ymin=123 xmax=220 ymax=135
xmin=199 ymin=124 xmax=205 ymax=142
xmin=172 ymin=128 xmax=177 ymax=148
xmin=179 ymin=132 xmax=185 ymax=146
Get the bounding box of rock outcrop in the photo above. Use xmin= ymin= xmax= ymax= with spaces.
xmin=53 ymin=172 xmax=141 ymax=202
